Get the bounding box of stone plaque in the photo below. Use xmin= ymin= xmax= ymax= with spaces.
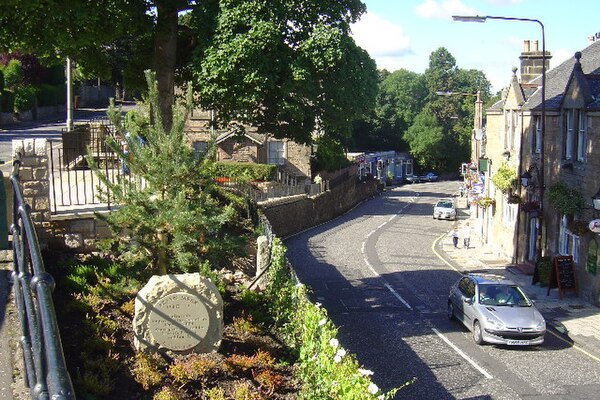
xmin=148 ymin=293 xmax=210 ymax=351
xmin=134 ymin=273 xmax=223 ymax=354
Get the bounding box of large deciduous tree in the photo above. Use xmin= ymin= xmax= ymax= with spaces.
xmin=0 ymin=0 xmax=376 ymax=142
xmin=192 ymin=0 xmax=377 ymax=144
xmin=350 ymin=68 xmax=426 ymax=151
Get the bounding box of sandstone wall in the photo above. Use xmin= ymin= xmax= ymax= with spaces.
xmin=260 ymin=176 xmax=378 ymax=239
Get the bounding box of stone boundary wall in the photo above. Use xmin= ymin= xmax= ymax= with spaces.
xmin=260 ymin=177 xmax=379 ymax=239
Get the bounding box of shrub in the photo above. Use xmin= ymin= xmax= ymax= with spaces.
xmin=214 ymin=162 xmax=276 ymax=181
xmin=1 ymin=90 xmax=14 ymax=113
xmin=37 ymin=83 xmax=65 ymax=106
xmin=3 ymin=59 xmax=23 ymax=89
xmin=535 ymin=256 xmax=552 ymax=287
xmin=548 ymin=182 xmax=584 ymax=216
xmin=13 ymin=85 xmax=38 ymax=112
xmin=263 ymin=237 xmax=404 ymax=399
xmin=131 ymin=353 xmax=164 ymax=390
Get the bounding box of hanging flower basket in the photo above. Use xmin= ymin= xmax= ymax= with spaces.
xmin=507 ymin=193 xmax=522 ymax=204
xmin=477 ymin=196 xmax=495 ymax=208
xmin=568 ymin=219 xmax=591 ymax=236
xmin=520 ymin=200 xmax=540 ymax=213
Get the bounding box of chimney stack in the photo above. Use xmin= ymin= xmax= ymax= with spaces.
xmin=519 ymin=39 xmax=551 ymax=84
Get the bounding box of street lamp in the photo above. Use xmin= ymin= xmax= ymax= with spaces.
xmin=453 ymin=14 xmax=547 ymax=258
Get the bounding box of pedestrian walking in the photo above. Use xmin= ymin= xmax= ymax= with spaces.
xmin=450 ymin=228 xmax=459 ymax=248
xmin=463 ymin=223 xmax=471 ymax=249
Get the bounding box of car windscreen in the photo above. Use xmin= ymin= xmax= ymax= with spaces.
xmin=436 ymin=201 xmax=453 ymax=208
xmin=478 ymin=284 xmax=532 ymax=307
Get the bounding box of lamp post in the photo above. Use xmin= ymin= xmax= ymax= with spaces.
xmin=453 ymin=14 xmax=547 ymax=258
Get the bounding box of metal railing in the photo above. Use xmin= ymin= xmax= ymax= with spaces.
xmin=9 ymin=154 xmax=76 ymax=399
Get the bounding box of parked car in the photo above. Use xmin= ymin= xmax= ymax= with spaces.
xmin=419 ymin=172 xmax=439 ymax=182
xmin=433 ymin=198 xmax=456 ymax=220
xmin=448 ymin=274 xmax=546 ymax=346
xmin=404 ymin=174 xmax=420 ymax=183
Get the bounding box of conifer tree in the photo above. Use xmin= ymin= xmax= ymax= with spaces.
xmin=91 ymin=71 xmax=249 ymax=276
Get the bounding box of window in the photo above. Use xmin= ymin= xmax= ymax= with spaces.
xmin=459 ymin=278 xmax=475 ymax=299
xmin=192 ymin=141 xmax=208 ymax=159
xmin=565 ymin=110 xmax=574 ymax=160
xmin=267 ymin=140 xmax=285 ymax=165
xmin=559 ymin=216 xmax=580 ymax=262
xmin=502 ymin=197 xmax=517 ymax=226
xmin=577 ymin=112 xmax=587 ymax=162
xmin=504 ymin=110 xmax=516 ymax=150
xmin=532 ymin=116 xmax=542 ymax=154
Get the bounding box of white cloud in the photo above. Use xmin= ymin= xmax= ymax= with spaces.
xmin=485 ymin=0 xmax=523 ymax=6
xmin=351 ymin=12 xmax=411 ymax=57
xmin=415 ymin=0 xmax=478 ymax=19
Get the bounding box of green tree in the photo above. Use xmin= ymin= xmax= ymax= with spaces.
xmin=93 ymin=71 xmax=249 ymax=275
xmin=0 ymin=0 xmax=375 ymax=142
xmin=404 ymin=108 xmax=445 ymax=171
xmin=193 ymin=0 xmax=377 ymax=145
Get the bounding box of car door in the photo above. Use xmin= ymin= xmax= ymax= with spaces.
xmin=462 ymin=278 xmax=477 ymax=326
xmin=457 ymin=277 xmax=476 ymax=325
xmin=452 ymin=277 xmax=472 ymax=322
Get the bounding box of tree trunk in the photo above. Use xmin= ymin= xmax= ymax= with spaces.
xmin=153 ymin=1 xmax=179 ymax=133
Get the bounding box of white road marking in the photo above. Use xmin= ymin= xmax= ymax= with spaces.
xmin=431 ymin=327 xmax=493 ymax=379
xmin=360 ymin=192 xmax=419 ymax=311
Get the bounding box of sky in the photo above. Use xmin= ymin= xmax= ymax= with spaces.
xmin=351 ymin=0 xmax=600 ymax=93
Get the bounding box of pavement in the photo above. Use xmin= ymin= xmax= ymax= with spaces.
xmin=441 ymin=195 xmax=600 ymax=359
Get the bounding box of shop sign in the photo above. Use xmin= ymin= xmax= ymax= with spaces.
xmin=589 ymin=219 xmax=600 ymax=233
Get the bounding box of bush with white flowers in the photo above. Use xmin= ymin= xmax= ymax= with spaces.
xmin=264 ymin=237 xmax=410 ymax=399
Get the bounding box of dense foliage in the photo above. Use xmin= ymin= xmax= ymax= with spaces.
xmin=214 ymin=162 xmax=277 ymax=182
xmin=548 ymin=182 xmax=585 ymax=216
xmin=351 ymin=47 xmax=493 ymax=175
xmin=0 ymin=0 xmax=377 ymax=144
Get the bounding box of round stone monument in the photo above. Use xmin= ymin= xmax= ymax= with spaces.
xmin=133 ymin=273 xmax=223 ymax=354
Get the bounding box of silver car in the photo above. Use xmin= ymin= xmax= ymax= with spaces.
xmin=448 ymin=274 xmax=546 ymax=346
xmin=433 ymin=198 xmax=456 ymax=220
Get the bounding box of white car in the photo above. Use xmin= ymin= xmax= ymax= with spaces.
xmin=433 ymin=198 xmax=456 ymax=220
xmin=448 ymin=274 xmax=546 ymax=346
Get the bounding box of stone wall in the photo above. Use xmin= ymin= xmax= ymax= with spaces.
xmin=260 ymin=176 xmax=379 ymax=239
xmin=12 ymin=138 xmax=110 ymax=252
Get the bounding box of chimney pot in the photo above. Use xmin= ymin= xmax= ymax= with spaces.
xmin=524 ymin=40 xmax=530 ymax=52
xmin=533 ymin=40 xmax=539 ymax=51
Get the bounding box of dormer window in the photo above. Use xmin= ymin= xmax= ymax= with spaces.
xmin=563 ymin=109 xmax=587 ymax=163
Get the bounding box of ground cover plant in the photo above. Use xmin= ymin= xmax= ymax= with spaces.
xmin=47 ymin=235 xmax=407 ymax=399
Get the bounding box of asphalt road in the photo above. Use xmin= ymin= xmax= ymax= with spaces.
xmin=284 ymin=181 xmax=600 ymax=399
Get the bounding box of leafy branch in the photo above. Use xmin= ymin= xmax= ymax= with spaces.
xmin=547 ymin=182 xmax=584 ymax=216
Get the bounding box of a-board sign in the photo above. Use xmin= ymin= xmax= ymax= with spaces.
xmin=547 ymin=255 xmax=578 ymax=299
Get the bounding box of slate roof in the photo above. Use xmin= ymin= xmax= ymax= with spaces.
xmin=215 ymin=126 xmax=267 ymax=145
xmin=490 ymin=39 xmax=600 ymax=111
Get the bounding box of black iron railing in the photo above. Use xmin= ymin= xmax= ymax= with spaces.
xmin=9 ymin=154 xmax=75 ymax=399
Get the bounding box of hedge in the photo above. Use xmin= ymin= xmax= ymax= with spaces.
xmin=214 ymin=162 xmax=276 ymax=181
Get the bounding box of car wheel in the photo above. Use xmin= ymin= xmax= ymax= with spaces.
xmin=473 ymin=321 xmax=484 ymax=345
xmin=447 ymin=302 xmax=456 ymax=320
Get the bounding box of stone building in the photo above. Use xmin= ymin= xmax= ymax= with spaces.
xmin=184 ymin=108 xmax=312 ymax=179
xmin=482 ymin=38 xmax=600 ymax=304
